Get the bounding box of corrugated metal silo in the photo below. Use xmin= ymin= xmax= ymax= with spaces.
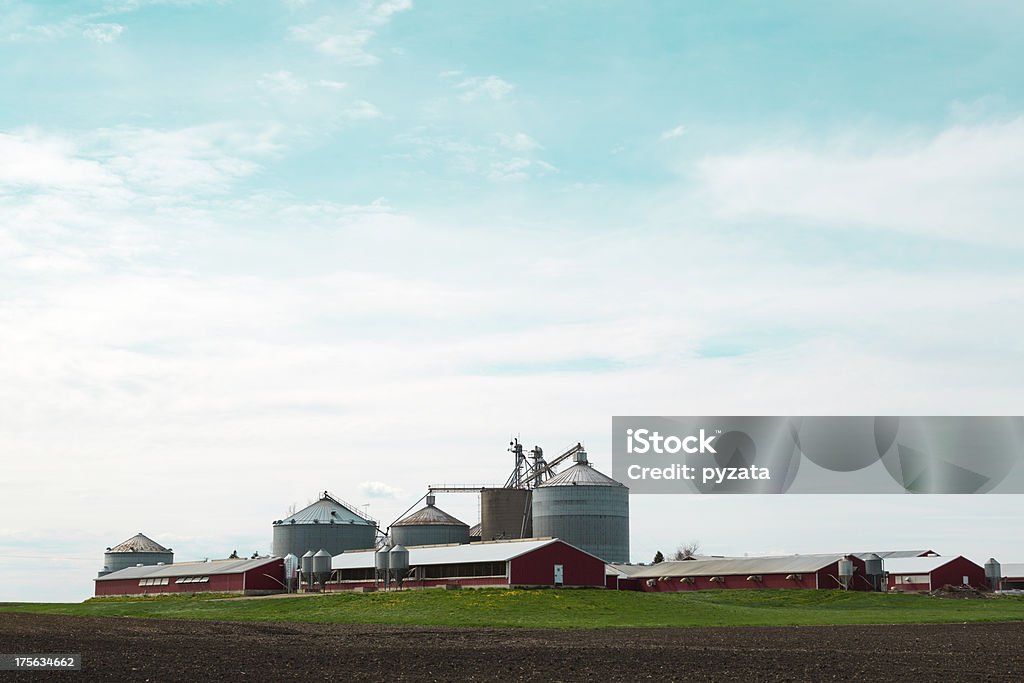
xmin=389 ymin=544 xmax=409 ymax=584
xmin=99 ymin=533 xmax=173 ymax=577
xmin=272 ymin=491 xmax=378 ymax=558
xmin=531 ymin=451 xmax=629 ymax=563
xmin=283 ymin=553 xmax=299 ymax=592
xmin=312 ymin=549 xmax=332 ymax=587
xmin=391 ymin=495 xmax=469 ymax=547
xmin=480 ymin=488 xmax=532 ymax=540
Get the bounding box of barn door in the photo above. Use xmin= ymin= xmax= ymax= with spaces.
xmin=554 ymin=564 xmax=564 ymax=586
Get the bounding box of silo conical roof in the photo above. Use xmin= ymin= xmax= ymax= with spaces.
xmin=279 ymin=493 xmax=375 ymax=526
xmin=393 ymin=504 xmax=468 ymax=527
xmin=539 ymin=462 xmax=624 ymax=487
xmin=107 ymin=533 xmax=171 ymax=553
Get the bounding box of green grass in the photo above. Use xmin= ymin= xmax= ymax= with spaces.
xmin=4 ymin=589 xmax=1024 ymax=629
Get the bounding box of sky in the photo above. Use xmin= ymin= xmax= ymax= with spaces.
xmin=1 ymin=0 xmax=1023 ymax=602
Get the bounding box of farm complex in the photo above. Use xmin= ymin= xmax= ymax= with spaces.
xmin=92 ymin=438 xmax=1014 ymax=598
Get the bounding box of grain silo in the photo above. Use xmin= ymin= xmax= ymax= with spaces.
xmin=272 ymin=491 xmax=378 ymax=558
xmin=480 ymin=488 xmax=532 ymax=540
xmin=531 ymin=450 xmax=629 ymax=563
xmin=99 ymin=533 xmax=173 ymax=577
xmin=391 ymin=495 xmax=470 ymax=547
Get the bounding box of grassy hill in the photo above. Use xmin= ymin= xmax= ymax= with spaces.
xmin=4 ymin=589 xmax=1024 ymax=629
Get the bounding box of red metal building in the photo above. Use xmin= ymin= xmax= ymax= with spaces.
xmin=885 ymin=556 xmax=986 ymax=592
xmin=330 ymin=538 xmax=606 ymax=590
xmin=620 ymin=554 xmax=872 ymax=591
xmin=95 ymin=557 xmax=285 ymax=597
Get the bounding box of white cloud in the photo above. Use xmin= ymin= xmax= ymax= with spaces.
xmin=316 ymin=79 xmax=347 ymax=90
xmin=288 ymin=1 xmax=412 ymax=66
xmin=359 ymin=481 xmax=403 ymax=499
xmin=457 ymin=75 xmax=514 ymax=102
xmin=3 ymin=1 xmax=205 ymax=43
xmin=661 ymin=123 xmax=686 ymax=140
xmin=82 ymin=23 xmax=124 ymax=43
xmin=83 ymin=124 xmax=281 ymax=193
xmin=695 ymin=117 xmax=1024 ymax=245
xmin=497 ymin=132 xmax=541 ymax=152
xmin=258 ymin=69 xmax=307 ymax=95
xmin=0 ymin=131 xmax=121 ymax=189
xmin=0 ymin=124 xmax=282 ymax=201
xmin=342 ymin=99 xmax=382 ymax=120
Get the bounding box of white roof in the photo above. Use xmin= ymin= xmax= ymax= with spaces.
xmin=607 ymin=563 xmax=647 ymax=577
xmin=97 ymin=557 xmax=279 ymax=581
xmin=1001 ymin=563 xmax=1024 ymax=579
xmin=852 ymin=550 xmax=937 ymax=560
xmin=333 ymin=538 xmax=579 ymax=570
xmin=883 ymin=556 xmax=973 ymax=575
xmin=628 ymin=554 xmax=852 ymax=579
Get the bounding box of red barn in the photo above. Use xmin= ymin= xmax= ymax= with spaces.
xmin=624 ymin=554 xmax=873 ymax=591
xmin=885 ymin=556 xmax=986 ymax=592
xmin=94 ymin=557 xmax=285 ymax=597
xmin=331 ymin=538 xmax=606 ymax=590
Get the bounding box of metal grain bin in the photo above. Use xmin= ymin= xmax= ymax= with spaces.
xmin=312 ymin=549 xmax=332 ymax=586
xmin=389 ymin=544 xmax=409 ymax=583
xmin=481 ymin=488 xmax=532 ymax=540
xmin=838 ymin=558 xmax=854 ymax=588
xmin=391 ymin=495 xmax=470 ymax=547
xmin=531 ymin=451 xmax=629 ymax=563
xmin=99 ymin=533 xmax=173 ymax=577
xmin=375 ymin=543 xmax=392 ymax=579
xmin=283 ymin=553 xmax=299 ymax=592
xmin=300 ymin=549 xmax=314 ymax=581
xmin=864 ymin=553 xmax=884 ymax=591
xmin=985 ymin=558 xmax=1001 ymax=591
xmin=272 ymin=492 xmax=378 ymax=559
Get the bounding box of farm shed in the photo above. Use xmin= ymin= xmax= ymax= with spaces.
xmin=885 ymin=556 xmax=986 ymax=592
xmin=625 ymin=554 xmax=872 ymax=591
xmin=331 ymin=538 xmax=606 ymax=590
xmin=95 ymin=557 xmax=284 ymax=597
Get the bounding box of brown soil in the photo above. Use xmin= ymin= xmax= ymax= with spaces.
xmin=929 ymin=584 xmax=991 ymax=599
xmin=1 ymin=613 xmax=1022 ymax=681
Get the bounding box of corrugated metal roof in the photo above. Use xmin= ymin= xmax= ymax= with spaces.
xmin=333 ymin=538 xmax=571 ymax=570
xmin=277 ymin=495 xmax=375 ymax=526
xmin=884 ymin=556 xmax=974 ymax=575
xmin=1001 ymin=563 xmax=1024 ymax=579
xmin=852 ymin=550 xmax=936 ymax=560
xmin=96 ymin=557 xmax=279 ymax=581
xmin=628 ymin=554 xmax=851 ymax=578
xmin=107 ymin=533 xmax=170 ymax=553
xmin=393 ymin=504 xmax=468 ymax=527
xmin=606 ymin=563 xmax=648 ymax=577
xmin=539 ymin=463 xmax=624 ymax=487
xmin=468 ymin=523 xmax=482 ymax=537
xmin=607 ymin=563 xmax=648 ymax=577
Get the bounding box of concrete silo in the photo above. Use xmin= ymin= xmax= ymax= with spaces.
xmin=99 ymin=533 xmax=173 ymax=577
xmin=391 ymin=495 xmax=469 ymax=547
xmin=272 ymin=491 xmax=378 ymax=558
xmin=531 ymin=450 xmax=629 ymax=563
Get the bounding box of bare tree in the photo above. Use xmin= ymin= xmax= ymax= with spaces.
xmin=672 ymin=540 xmax=701 ymax=561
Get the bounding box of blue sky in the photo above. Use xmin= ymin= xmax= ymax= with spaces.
xmin=1 ymin=1 xmax=1023 ymax=601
